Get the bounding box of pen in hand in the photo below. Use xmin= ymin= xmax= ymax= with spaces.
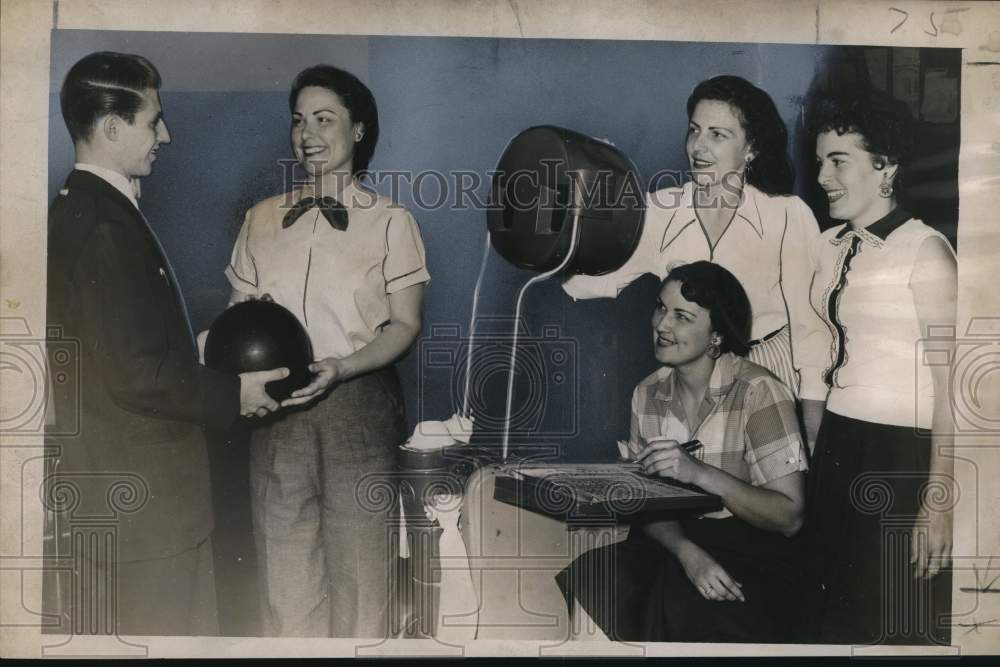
xmin=682 ymin=439 xmax=703 ymax=455
xmin=632 ymin=439 xmax=705 ymax=482
xmin=620 ymin=438 xmax=703 ymax=462
xmin=642 ymin=438 xmax=703 ymax=458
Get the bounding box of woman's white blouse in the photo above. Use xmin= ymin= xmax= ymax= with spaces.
xmin=564 ymin=182 xmax=830 ymax=401
xmin=809 ymin=214 xmax=952 ymax=428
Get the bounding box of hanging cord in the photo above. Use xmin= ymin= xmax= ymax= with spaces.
xmin=461 ymin=229 xmax=493 ymax=418
xmin=501 ymin=209 xmax=581 ymax=461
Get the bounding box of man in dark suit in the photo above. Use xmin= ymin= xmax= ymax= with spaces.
xmin=46 ymin=51 xmax=286 ymax=636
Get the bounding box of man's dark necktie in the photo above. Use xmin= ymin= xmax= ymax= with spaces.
xmin=282 ymin=196 xmax=349 ymax=231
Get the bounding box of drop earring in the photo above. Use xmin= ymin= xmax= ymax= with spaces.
xmin=879 ymin=179 xmax=893 ymax=198
xmin=707 ymin=336 xmax=722 ymax=360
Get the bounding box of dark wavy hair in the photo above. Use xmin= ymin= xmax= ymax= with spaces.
xmin=289 ymin=65 xmax=380 ymax=176
xmin=687 ymin=75 xmax=794 ymax=195
xmin=662 ymin=261 xmax=753 ymax=357
xmin=809 ymin=89 xmax=914 ymax=191
xmin=60 ymin=51 xmax=161 ymax=143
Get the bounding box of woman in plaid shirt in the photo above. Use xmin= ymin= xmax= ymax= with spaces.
xmin=557 ymin=261 xmax=808 ymax=642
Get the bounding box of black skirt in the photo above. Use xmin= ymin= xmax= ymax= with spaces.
xmin=802 ymin=410 xmax=952 ymax=645
xmin=555 ymin=515 xmax=806 ymax=643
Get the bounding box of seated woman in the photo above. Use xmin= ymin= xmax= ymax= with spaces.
xmin=557 ymin=261 xmax=807 ymax=643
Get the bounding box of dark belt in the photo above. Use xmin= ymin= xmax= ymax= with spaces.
xmin=748 ymin=326 xmax=785 ymax=347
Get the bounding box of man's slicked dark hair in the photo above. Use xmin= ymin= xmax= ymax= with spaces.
xmin=60 ymin=51 xmax=161 ymax=144
xmin=289 ymin=65 xmax=379 ymax=177
xmin=662 ymin=261 xmax=753 ymax=357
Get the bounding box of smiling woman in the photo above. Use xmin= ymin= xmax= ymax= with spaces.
xmin=803 ymin=90 xmax=955 ymax=645
xmin=563 ymin=75 xmax=830 ymax=452
xmin=292 ymin=86 xmax=367 ymax=178
xmin=204 ymin=64 xmax=430 ymax=638
xmin=557 ymin=261 xmax=809 ymax=643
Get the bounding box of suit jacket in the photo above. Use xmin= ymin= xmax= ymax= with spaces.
xmin=46 ymin=169 xmax=240 ymax=562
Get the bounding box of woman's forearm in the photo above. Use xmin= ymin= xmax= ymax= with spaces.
xmin=225 ymin=288 xmax=421 ymax=379
xmin=641 ymin=519 xmax=695 ymax=556
xmin=696 ymin=466 xmax=804 ymax=537
xmin=911 ymin=235 xmax=957 ymax=502
xmin=335 ymin=284 xmax=424 ymax=381
xmin=334 ymin=319 xmax=421 ymax=382
xmin=928 ymin=382 xmax=956 ymax=498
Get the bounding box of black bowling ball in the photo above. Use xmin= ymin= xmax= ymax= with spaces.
xmin=204 ymin=300 xmax=314 ymax=401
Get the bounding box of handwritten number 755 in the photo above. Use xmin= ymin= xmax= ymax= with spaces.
xmin=890 ymin=8 xmax=945 ymax=36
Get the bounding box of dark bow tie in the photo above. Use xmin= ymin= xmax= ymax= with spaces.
xmin=282 ymin=196 xmax=349 ymax=231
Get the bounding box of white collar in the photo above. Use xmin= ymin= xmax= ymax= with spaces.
xmin=660 ymin=182 xmax=766 ymax=252
xmin=75 ymin=163 xmax=140 ymax=211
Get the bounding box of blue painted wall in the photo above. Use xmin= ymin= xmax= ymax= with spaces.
xmin=49 ymin=30 xmax=833 ymax=460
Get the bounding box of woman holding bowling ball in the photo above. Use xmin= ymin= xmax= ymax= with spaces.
xmin=222 ymin=65 xmax=429 ymax=637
